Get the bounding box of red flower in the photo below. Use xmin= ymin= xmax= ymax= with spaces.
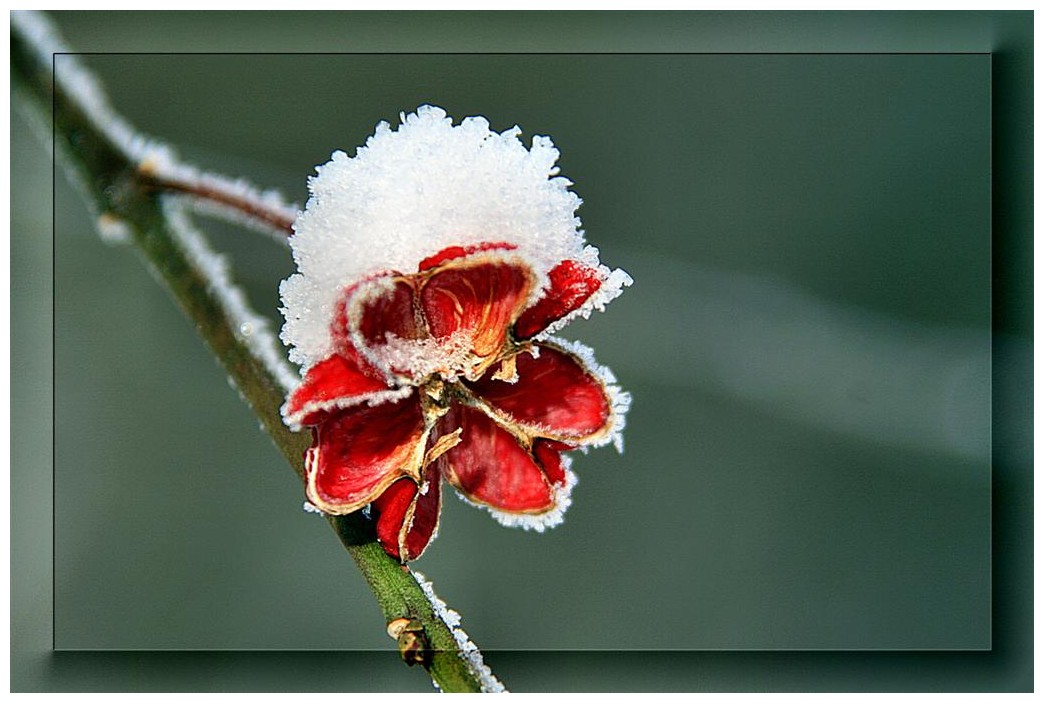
xmin=279 ymin=106 xmax=630 ymax=561
xmin=283 ymin=243 xmax=627 ymax=561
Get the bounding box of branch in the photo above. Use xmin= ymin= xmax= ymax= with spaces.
xmin=12 ymin=11 xmax=499 ymax=693
xmin=139 ymin=169 xmax=296 ymax=239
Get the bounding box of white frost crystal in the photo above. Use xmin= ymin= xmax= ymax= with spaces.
xmin=413 ymin=571 xmax=507 ymax=694
xmin=544 ymin=336 xmax=633 ymax=454
xmin=281 ymin=105 xmax=600 ymax=369
xmin=12 ymin=11 xmax=298 ymax=241
xmin=164 ymin=200 xmax=300 ymax=393
xmin=467 ymin=455 xmax=579 ymax=533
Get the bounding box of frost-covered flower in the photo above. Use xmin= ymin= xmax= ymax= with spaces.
xmin=280 ymin=106 xmax=631 ymax=561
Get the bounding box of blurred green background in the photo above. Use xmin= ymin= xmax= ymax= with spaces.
xmin=13 ymin=10 xmax=1030 ymax=693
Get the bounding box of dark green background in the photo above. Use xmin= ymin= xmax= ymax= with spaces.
xmin=12 ymin=11 xmax=1032 ymax=692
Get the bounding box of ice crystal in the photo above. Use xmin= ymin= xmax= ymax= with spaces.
xmin=12 ymin=11 xmax=298 ymax=241
xmin=164 ymin=199 xmax=300 ymax=393
xmin=468 ymin=455 xmax=579 ymax=533
xmin=543 ymin=336 xmax=632 ymax=454
xmin=282 ymin=385 xmax=414 ymax=433
xmin=366 ymin=330 xmax=477 ymax=383
xmin=145 ymin=165 xmax=298 ymax=245
xmin=412 ymin=571 xmax=506 ymax=694
xmin=534 ymin=257 xmax=634 ymax=339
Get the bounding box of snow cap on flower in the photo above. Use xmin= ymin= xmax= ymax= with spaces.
xmin=280 ymin=105 xmax=625 ymax=369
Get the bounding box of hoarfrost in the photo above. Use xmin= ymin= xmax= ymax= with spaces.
xmin=13 ymin=11 xmax=142 ymax=167
xmin=150 ymin=169 xmax=298 ymax=244
xmin=544 ymin=336 xmax=632 ymax=453
xmin=164 ymin=199 xmax=300 ymax=393
xmin=282 ymin=105 xmax=594 ymax=369
xmin=12 ymin=11 xmax=299 ymax=242
xmin=462 ymin=457 xmax=579 ymax=533
xmin=412 ymin=571 xmax=507 ymax=694
xmin=535 ymin=254 xmax=634 ymax=339
xmin=282 ymin=386 xmax=413 ymax=432
xmin=366 ymin=331 xmax=476 ymax=383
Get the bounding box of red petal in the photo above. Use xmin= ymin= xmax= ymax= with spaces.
xmin=373 ymin=478 xmax=415 ymax=560
xmin=403 ymin=470 xmax=441 ymax=559
xmin=420 ymin=257 xmax=533 ymax=361
xmin=305 ymin=393 xmax=425 ymax=514
xmin=418 ymin=242 xmax=517 ymax=271
xmin=284 ymin=351 xmax=391 ymax=427
xmin=514 ymin=260 xmax=604 ymax=339
xmin=533 ymin=439 xmax=572 ymax=486
xmin=343 ymin=274 xmax=422 ymax=349
xmin=436 ymin=404 xmax=555 ymax=513
xmin=465 ymin=343 xmax=611 ymax=442
xmin=372 ymin=462 xmax=441 ymax=562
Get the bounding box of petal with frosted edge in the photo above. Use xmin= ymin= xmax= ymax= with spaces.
xmin=342 ymin=274 xmax=423 ymax=349
xmin=420 ymin=256 xmax=535 ymax=365
xmin=437 ymin=404 xmax=556 ymax=513
xmin=514 ymin=260 xmax=604 ymax=340
xmin=418 ymin=242 xmax=516 ymax=272
xmin=466 ymin=343 xmax=611 ymax=443
xmin=305 ymin=393 xmax=426 ymax=514
xmin=372 ymin=462 xmax=442 ymax=562
xmin=283 ymin=351 xmax=393 ymax=428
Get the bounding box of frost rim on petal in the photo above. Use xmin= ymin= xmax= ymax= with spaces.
xmin=465 ymin=338 xmax=630 ymax=453
xmin=455 ymin=454 xmax=579 ymax=533
xmin=303 ymin=394 xmax=430 ymax=514
xmin=537 ymin=336 xmax=631 ymax=453
xmin=282 ymin=386 xmax=414 ymax=432
xmin=529 ymin=248 xmax=633 ymax=341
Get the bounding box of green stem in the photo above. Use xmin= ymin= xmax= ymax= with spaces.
xmin=12 ymin=17 xmax=487 ymax=693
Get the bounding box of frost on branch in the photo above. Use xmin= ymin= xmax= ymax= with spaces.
xmin=12 ymin=10 xmax=298 ymax=241
xmin=412 ymin=571 xmax=506 ymax=694
xmin=164 ymin=199 xmax=300 ymax=394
